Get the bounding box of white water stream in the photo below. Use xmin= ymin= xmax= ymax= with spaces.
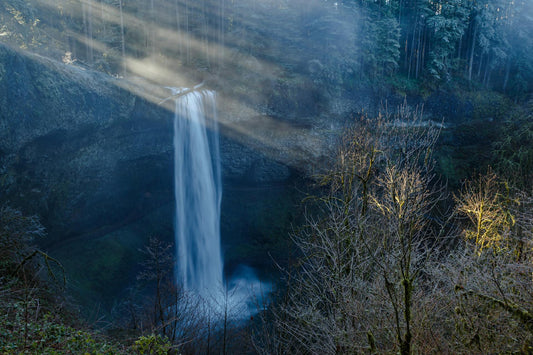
xmin=170 ymin=88 xmax=270 ymax=317
xmin=172 ymin=89 xmax=223 ymax=297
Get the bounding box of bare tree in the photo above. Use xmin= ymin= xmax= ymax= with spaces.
xmin=128 ymin=236 xmax=255 ymax=354
xmin=257 ymin=105 xmax=448 ymax=354
xmin=455 ymin=171 xmax=517 ymax=253
xmin=131 ymin=236 xmax=206 ymax=352
xmin=417 ymin=177 xmax=533 ymax=354
xmin=427 ymin=243 xmax=533 ymax=352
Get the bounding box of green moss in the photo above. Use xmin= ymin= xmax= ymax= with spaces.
xmin=463 ymin=90 xmax=512 ymax=121
xmin=387 ymin=74 xmax=420 ymax=97
xmin=133 ymin=334 xmax=171 ymax=355
xmin=0 ymin=306 xmax=124 ymax=354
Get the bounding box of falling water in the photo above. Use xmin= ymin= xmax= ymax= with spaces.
xmin=172 ymin=89 xmax=223 ymax=297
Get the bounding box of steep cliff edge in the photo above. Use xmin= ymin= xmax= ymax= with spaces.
xmin=0 ymin=44 xmax=170 ymax=242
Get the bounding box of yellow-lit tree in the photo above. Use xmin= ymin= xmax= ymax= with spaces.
xmin=455 ymin=171 xmax=517 ymax=253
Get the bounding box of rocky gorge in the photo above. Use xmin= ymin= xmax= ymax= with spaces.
xmin=0 ymin=37 xmax=512 ymax=309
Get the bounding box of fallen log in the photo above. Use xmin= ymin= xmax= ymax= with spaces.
xmin=158 ymin=82 xmax=205 ymax=105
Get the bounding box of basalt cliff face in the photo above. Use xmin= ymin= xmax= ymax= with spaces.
xmin=0 ymin=44 xmax=335 ymax=244
xmin=0 ymin=44 xmax=168 ymax=242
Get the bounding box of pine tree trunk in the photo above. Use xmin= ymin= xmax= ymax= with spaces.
xmin=101 ymin=0 xmax=106 ymax=41
xmin=477 ymin=51 xmax=483 ymax=79
xmin=150 ymin=0 xmax=155 ymax=56
xmin=415 ymin=26 xmax=423 ymax=79
xmin=87 ymin=0 xmax=94 ymax=64
xmin=457 ymin=33 xmax=463 ymax=60
xmin=502 ymin=57 xmax=511 ymax=92
xmin=119 ymin=0 xmax=126 ymax=76
xmin=421 ymin=27 xmax=427 ymax=77
xmin=185 ymin=0 xmax=190 ymax=64
xmin=82 ymin=3 xmax=88 ymax=61
xmin=218 ymin=0 xmax=222 ymax=67
xmin=203 ymin=0 xmax=210 ymax=67
xmin=175 ymin=0 xmax=182 ymax=58
xmin=468 ymin=22 xmax=477 ymax=82
xmin=408 ymin=20 xmax=417 ymax=79
xmin=483 ymin=56 xmax=492 ymax=88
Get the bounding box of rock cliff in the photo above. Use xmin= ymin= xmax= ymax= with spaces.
xmin=0 ymin=43 xmax=334 ymax=244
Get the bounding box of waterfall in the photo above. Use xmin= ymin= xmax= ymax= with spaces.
xmin=173 ymin=89 xmax=223 ymax=297
xmin=171 ymin=88 xmax=269 ymax=318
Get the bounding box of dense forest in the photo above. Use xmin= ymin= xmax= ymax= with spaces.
xmin=1 ymin=0 xmax=532 ymax=94
xmin=1 ymin=0 xmax=532 ymax=354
